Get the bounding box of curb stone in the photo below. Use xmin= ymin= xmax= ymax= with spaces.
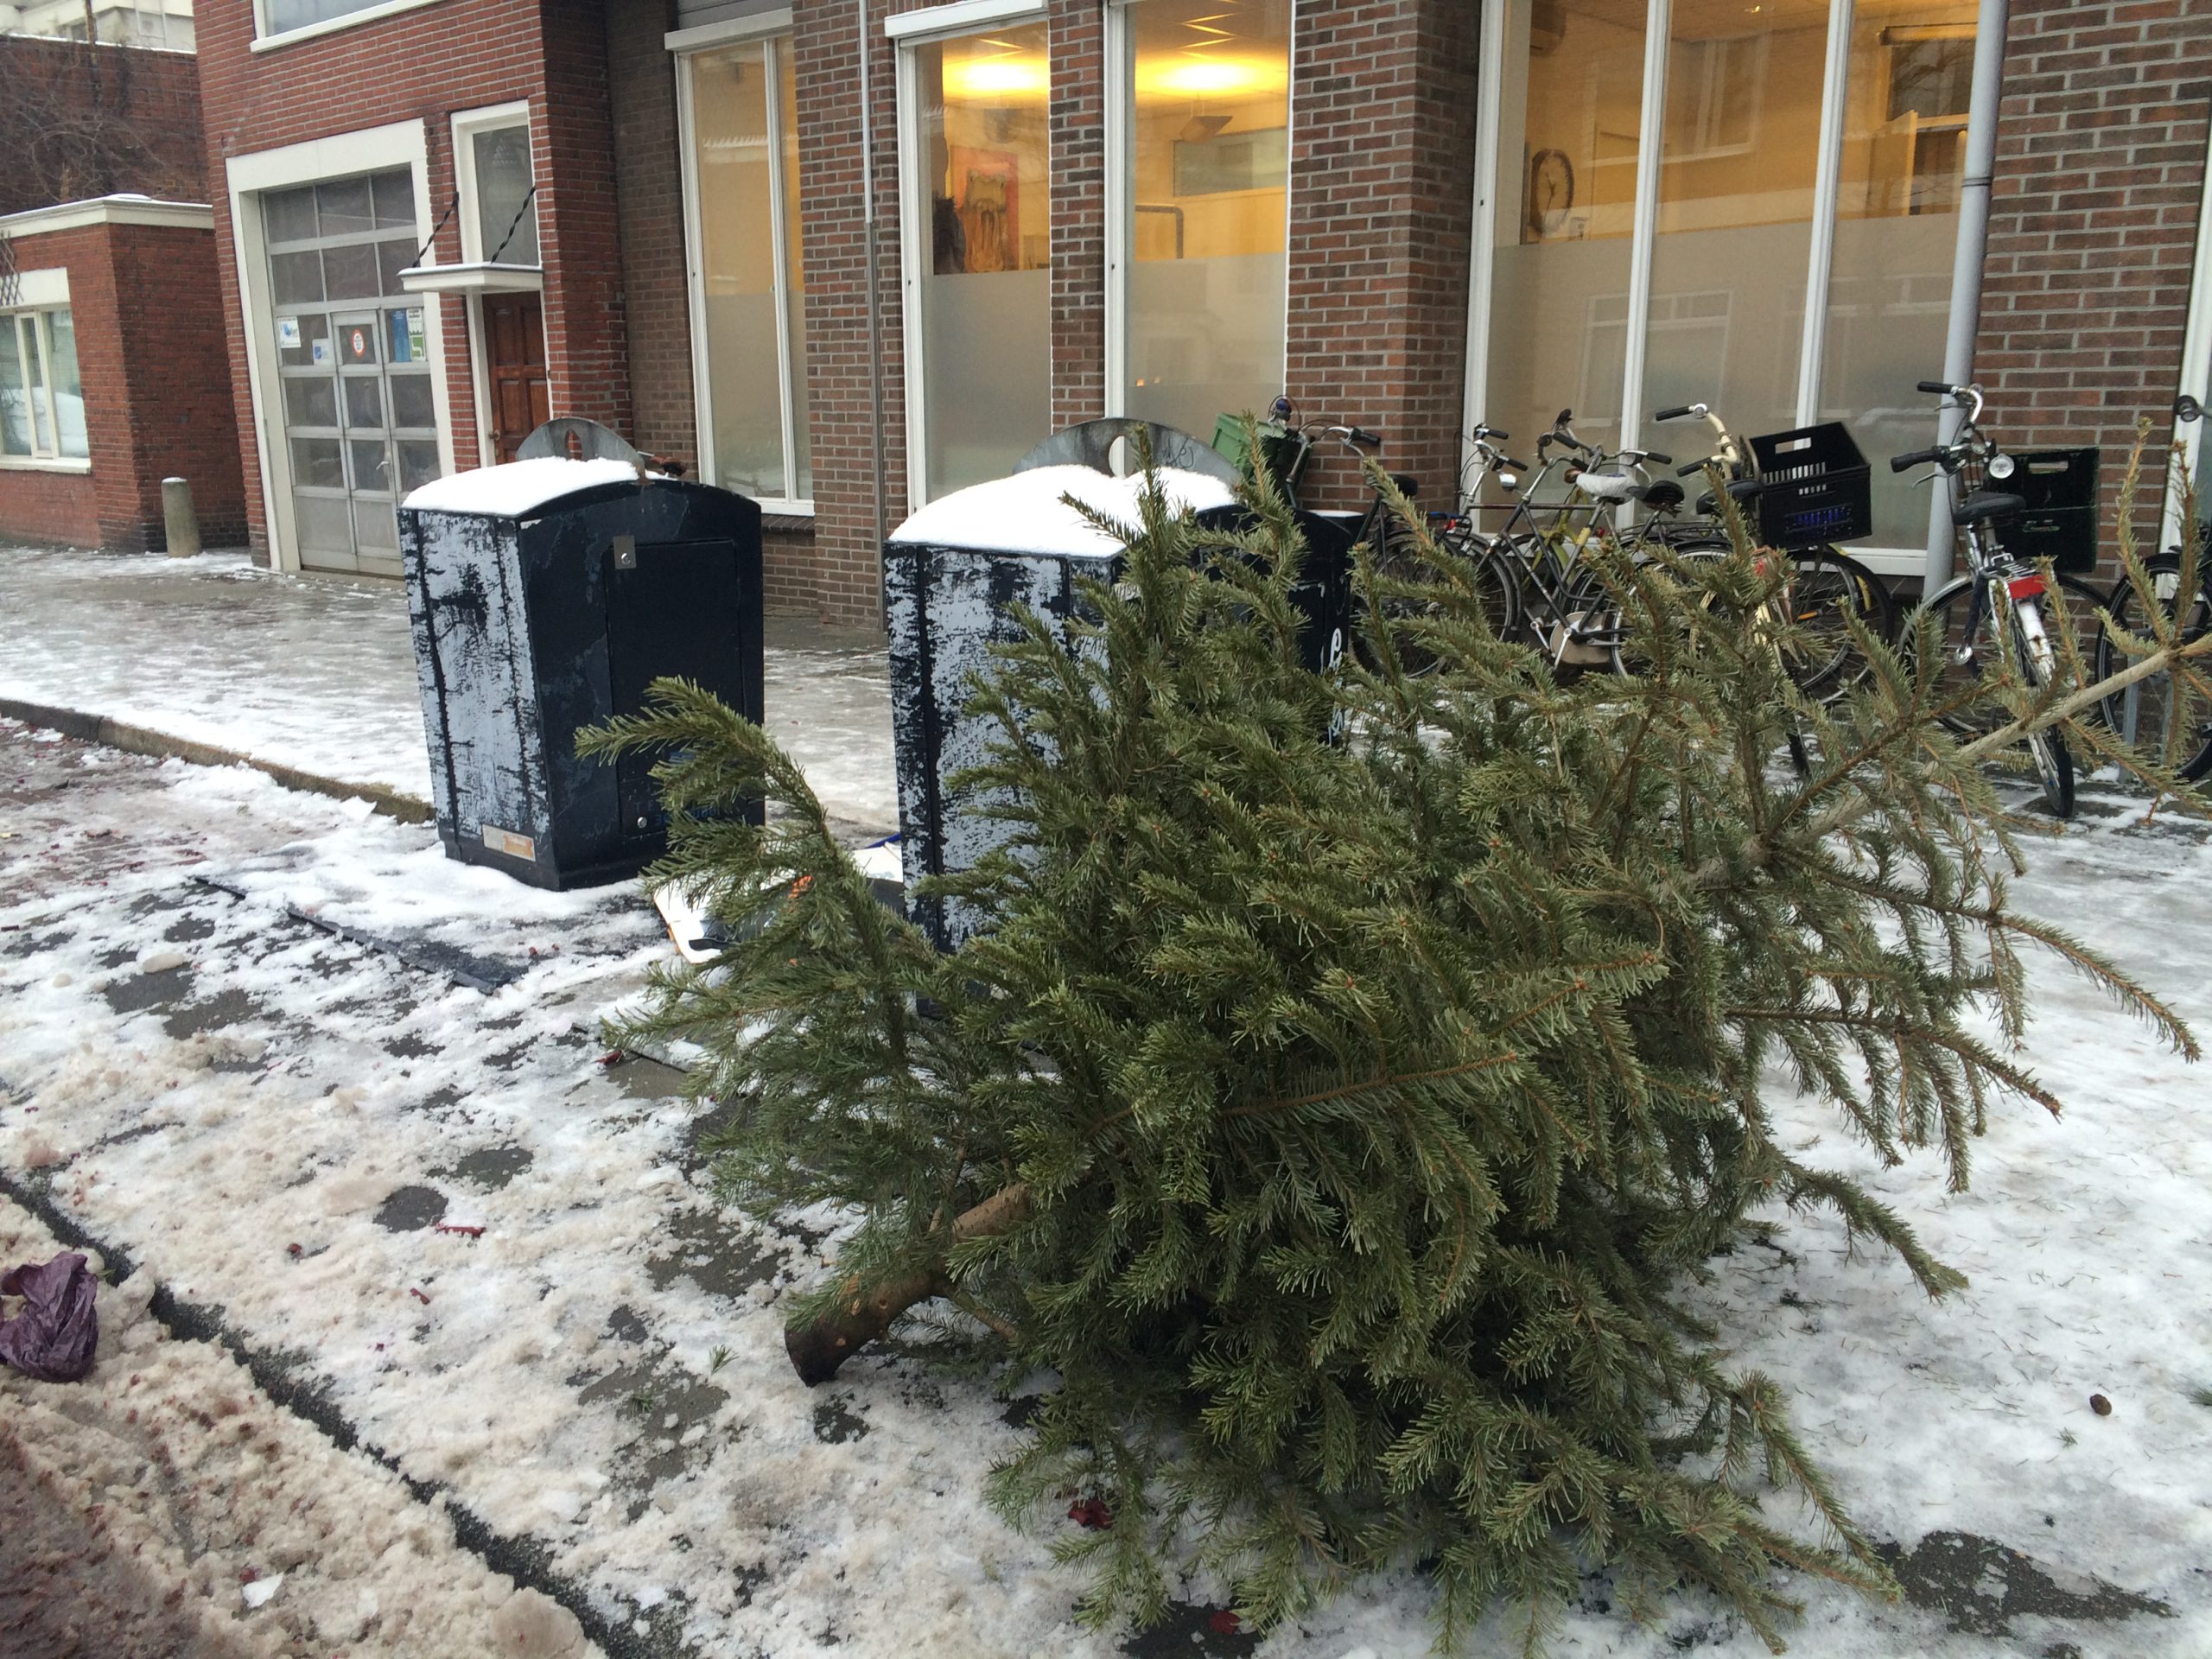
xmin=0 ymin=696 xmax=433 ymax=824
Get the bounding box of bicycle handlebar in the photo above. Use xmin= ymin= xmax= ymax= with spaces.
xmin=1676 ymin=459 xmax=1713 ymax=478
xmin=1652 ymin=404 xmax=1698 ymax=423
xmin=1890 ymin=447 xmax=1943 ymax=474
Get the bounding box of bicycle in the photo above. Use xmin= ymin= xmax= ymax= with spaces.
xmin=2093 ymin=393 xmax=2212 ymax=783
xmin=1647 ymin=400 xmax=1896 ymax=703
xmin=1892 ymin=380 xmax=2107 ymax=819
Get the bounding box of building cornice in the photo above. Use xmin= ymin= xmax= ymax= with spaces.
xmin=0 ymin=195 xmax=215 ymax=238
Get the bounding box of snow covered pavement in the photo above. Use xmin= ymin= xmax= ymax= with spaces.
xmin=4 ymin=710 xmax=2212 ymax=1654
xmin=0 ymin=544 xmax=899 ymax=832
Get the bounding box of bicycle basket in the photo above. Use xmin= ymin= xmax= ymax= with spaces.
xmin=1747 ymin=422 xmax=1872 ymax=548
xmin=1212 ymin=413 xmax=1298 ymax=492
xmin=2003 ymin=447 xmax=2100 ymax=574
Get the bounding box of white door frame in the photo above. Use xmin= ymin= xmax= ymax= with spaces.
xmin=450 ymin=99 xmax=535 ymax=470
xmin=226 ymin=119 xmax=452 ymax=574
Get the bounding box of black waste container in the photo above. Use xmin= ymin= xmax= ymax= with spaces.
xmin=397 ymin=452 xmax=763 ymax=890
xmin=885 ymin=425 xmax=1352 ymax=950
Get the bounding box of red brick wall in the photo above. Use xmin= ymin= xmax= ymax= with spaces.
xmin=104 ymin=221 xmax=251 ymax=548
xmin=0 ymin=467 xmax=99 ymax=546
xmin=0 ymin=37 xmax=207 ymax=215
xmin=0 ymin=219 xmax=242 ymax=552
xmin=1974 ymin=0 xmax=2212 ymax=572
xmin=195 ymin=0 xmax=633 ymax=562
xmin=606 ymin=0 xmax=696 ymax=471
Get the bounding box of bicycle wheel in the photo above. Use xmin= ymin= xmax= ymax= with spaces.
xmin=1775 ymin=548 xmax=1893 ymax=702
xmin=2096 ymin=555 xmax=2212 ymax=781
xmin=2015 ymin=607 xmax=2075 ymax=817
xmin=1353 ymin=523 xmax=1520 ymax=677
xmin=1903 ymin=577 xmax=2075 ymax=817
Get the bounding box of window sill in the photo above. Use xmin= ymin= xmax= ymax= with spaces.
xmin=251 ymin=0 xmax=445 ymax=53
xmin=0 ymin=455 xmax=92 ymax=474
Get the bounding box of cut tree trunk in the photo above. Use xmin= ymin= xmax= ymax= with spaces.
xmin=785 ymin=1183 xmax=1029 ymax=1385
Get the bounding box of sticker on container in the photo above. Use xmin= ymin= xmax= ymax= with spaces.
xmin=480 ymin=823 xmax=537 ymax=861
xmin=276 ymin=317 xmax=302 ymax=349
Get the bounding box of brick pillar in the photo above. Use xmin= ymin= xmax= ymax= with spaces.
xmin=1974 ymin=0 xmax=2212 ymax=575
xmin=1049 ymin=0 xmax=1107 ymax=429
xmin=1285 ymin=0 xmax=1479 ymax=512
xmin=538 ymin=0 xmax=634 ymax=440
xmin=794 ymin=0 xmax=913 ymax=626
xmin=607 ymin=0 xmax=698 ymax=467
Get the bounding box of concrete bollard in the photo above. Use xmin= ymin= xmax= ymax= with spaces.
xmin=161 ymin=477 xmax=201 ymax=559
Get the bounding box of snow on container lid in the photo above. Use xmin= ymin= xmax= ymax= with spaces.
xmin=402 ymin=456 xmax=650 ymax=519
xmin=887 ymin=464 xmax=1238 ymax=558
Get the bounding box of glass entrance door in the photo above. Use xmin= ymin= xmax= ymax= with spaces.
xmin=264 ymin=168 xmax=443 ymax=576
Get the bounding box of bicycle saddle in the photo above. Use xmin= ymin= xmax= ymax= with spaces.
xmin=1953 ymin=490 xmax=2025 ymax=527
xmin=1574 ymin=472 xmax=1638 ymax=502
xmin=1633 ymin=479 xmax=1684 ymax=512
xmin=1389 ymin=472 xmax=1420 ymax=498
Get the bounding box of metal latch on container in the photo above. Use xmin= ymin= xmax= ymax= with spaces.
xmin=613 ymin=534 xmax=637 ymax=570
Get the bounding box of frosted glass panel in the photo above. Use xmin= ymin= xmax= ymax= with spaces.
xmin=913 ymin=24 xmax=1052 ymax=499
xmin=1821 ymin=0 xmax=1973 ymax=546
xmin=1124 ymin=0 xmax=1289 ymax=440
xmin=1642 ymin=0 xmax=1830 ymax=448
xmin=1484 ymin=0 xmax=1648 ymax=463
xmin=692 ymin=41 xmax=785 ymax=499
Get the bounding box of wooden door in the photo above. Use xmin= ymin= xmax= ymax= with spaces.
xmin=483 ymin=295 xmax=550 ymax=465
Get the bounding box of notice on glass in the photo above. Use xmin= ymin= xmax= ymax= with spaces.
xmin=276 ymin=316 xmax=301 ymax=349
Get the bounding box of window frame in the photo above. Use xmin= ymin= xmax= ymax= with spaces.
xmin=673 ymin=10 xmax=814 ymax=515
xmin=251 ymin=0 xmax=445 ymax=52
xmin=451 ymin=102 xmax=541 ymax=270
xmin=1461 ymin=0 xmax=1989 ymax=575
xmin=0 ymin=270 xmax=90 ymax=474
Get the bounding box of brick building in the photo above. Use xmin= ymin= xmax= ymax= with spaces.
xmin=1 ymin=35 xmax=245 ymax=551
xmin=180 ymin=0 xmax=2212 ymax=616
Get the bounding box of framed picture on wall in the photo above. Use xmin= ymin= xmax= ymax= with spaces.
xmin=949 ymin=147 xmax=1020 ymax=273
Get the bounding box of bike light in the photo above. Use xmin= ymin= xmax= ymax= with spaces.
xmin=1988 ymin=453 xmax=2017 ymax=480
xmin=2006 ymin=572 xmax=2046 ymax=600
xmin=1498 ymin=472 xmax=1518 ymax=490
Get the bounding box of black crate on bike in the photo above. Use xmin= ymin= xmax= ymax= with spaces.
xmin=2004 ymin=448 xmax=2100 ymax=575
xmin=1748 ymin=422 xmax=1873 ymax=549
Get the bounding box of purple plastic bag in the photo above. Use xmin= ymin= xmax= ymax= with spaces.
xmin=0 ymin=1252 xmax=99 ymax=1382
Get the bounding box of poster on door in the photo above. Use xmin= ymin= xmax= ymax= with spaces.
xmin=342 ymin=323 xmax=376 ymax=365
xmin=388 ymin=307 xmax=427 ymax=364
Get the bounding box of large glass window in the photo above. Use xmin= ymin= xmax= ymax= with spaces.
xmin=906 ymin=22 xmax=1052 ymax=501
xmin=688 ymin=35 xmax=811 ymax=505
xmin=1642 ymin=0 xmax=1832 ymax=450
xmin=1479 ymin=0 xmax=1978 ymax=555
xmin=262 ymin=0 xmax=407 ymax=37
xmin=1 ymin=306 xmax=89 ymax=464
xmin=1821 ymin=1 xmax=1975 ymax=545
xmin=1486 ymin=0 xmax=1648 ymax=461
xmin=469 ymin=124 xmax=541 ymax=267
xmin=1120 ymin=0 xmax=1291 ymax=441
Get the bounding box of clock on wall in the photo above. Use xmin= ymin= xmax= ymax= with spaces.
xmin=1527 ymin=148 xmax=1575 ymax=240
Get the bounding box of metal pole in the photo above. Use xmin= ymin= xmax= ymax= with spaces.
xmin=1923 ymin=0 xmax=2009 ymax=592
xmin=860 ymin=0 xmax=891 ymax=582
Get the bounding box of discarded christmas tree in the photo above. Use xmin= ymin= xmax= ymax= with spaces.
xmin=580 ymin=443 xmax=2202 ymax=1653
